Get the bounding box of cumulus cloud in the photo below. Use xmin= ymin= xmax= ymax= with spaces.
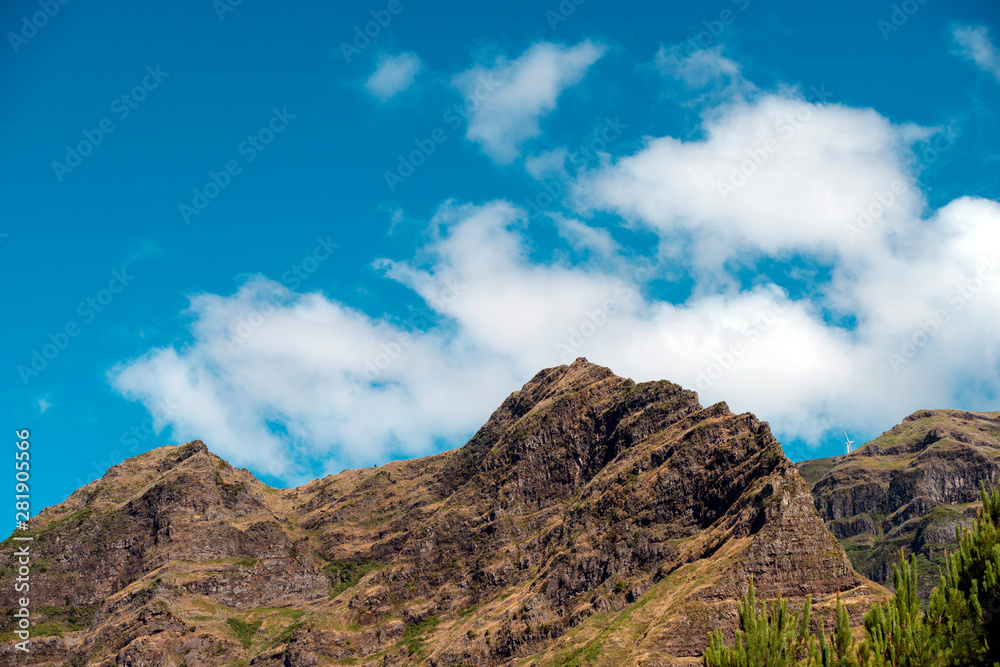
xmin=453 ymin=40 xmax=606 ymax=163
xmin=952 ymin=24 xmax=1000 ymax=81
xmin=111 ymin=49 xmax=1000 ymax=484
xmin=524 ymin=148 xmax=569 ymax=180
xmin=377 ymin=197 xmax=1000 ymax=445
xmin=575 ymin=92 xmax=928 ymax=279
xmin=565 ymin=69 xmax=1000 ymax=436
xmin=111 ymin=194 xmax=1000 ymax=481
xmin=656 ymin=45 xmax=745 ymax=88
xmin=551 ymin=214 xmax=620 ymax=256
xmin=376 ymin=202 xmax=648 ymax=373
xmin=365 ymin=52 xmax=422 ymax=100
xmin=109 ymin=278 xmax=521 ymax=481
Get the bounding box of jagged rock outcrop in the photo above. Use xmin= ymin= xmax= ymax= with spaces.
xmin=799 ymin=409 xmax=1000 ymax=595
xmin=0 ymin=359 xmax=885 ymax=666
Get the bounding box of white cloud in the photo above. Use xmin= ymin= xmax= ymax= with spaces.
xmin=387 ymin=208 xmax=404 ymax=235
xmin=563 ymin=69 xmax=1000 ymax=438
xmin=374 ymin=195 xmax=1000 ymax=445
xmin=112 ymin=52 xmax=1000 ymax=483
xmin=112 ymin=194 xmax=999 ymax=482
xmin=453 ymin=40 xmax=606 ymax=163
xmin=365 ymin=52 xmax=422 ymax=100
xmin=524 ymin=148 xmax=569 ymax=180
xmin=376 ymin=201 xmax=643 ymax=373
xmin=656 ymin=45 xmax=744 ymax=88
xmin=952 ymin=24 xmax=1000 ymax=81
xmin=37 ymin=397 xmax=51 ymax=414
xmin=551 ymin=214 xmax=620 ymax=256
xmin=110 ymin=278 xmax=521 ymax=482
xmin=575 ymin=92 xmax=927 ymax=280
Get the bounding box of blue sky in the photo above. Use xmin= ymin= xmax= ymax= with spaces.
xmin=3 ymin=0 xmax=1000 ymax=517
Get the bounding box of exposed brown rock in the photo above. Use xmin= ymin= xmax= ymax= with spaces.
xmin=799 ymin=408 xmax=1000 ymax=595
xmin=0 ymin=359 xmax=884 ymax=665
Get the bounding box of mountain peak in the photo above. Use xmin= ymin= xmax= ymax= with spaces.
xmin=176 ymin=438 xmax=209 ymax=456
xmin=0 ymin=363 xmax=883 ymax=666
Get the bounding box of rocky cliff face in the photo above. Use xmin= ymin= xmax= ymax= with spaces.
xmin=799 ymin=409 xmax=1000 ymax=595
xmin=0 ymin=359 xmax=884 ymax=666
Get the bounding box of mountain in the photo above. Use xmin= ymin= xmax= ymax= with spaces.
xmin=0 ymin=359 xmax=885 ymax=666
xmin=798 ymin=409 xmax=1000 ymax=597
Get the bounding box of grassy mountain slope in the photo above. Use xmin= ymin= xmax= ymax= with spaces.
xmin=1 ymin=359 xmax=885 ymax=666
xmin=799 ymin=409 xmax=1000 ymax=597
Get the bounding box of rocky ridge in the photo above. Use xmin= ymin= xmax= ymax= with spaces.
xmin=798 ymin=408 xmax=1000 ymax=595
xmin=1 ymin=359 xmax=885 ymax=666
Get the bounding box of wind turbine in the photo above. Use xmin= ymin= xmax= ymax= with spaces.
xmin=844 ymin=430 xmax=854 ymax=454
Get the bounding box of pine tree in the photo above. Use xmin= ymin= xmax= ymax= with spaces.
xmin=927 ymin=483 xmax=1000 ymax=666
xmin=819 ymin=595 xmax=859 ymax=667
xmin=703 ymin=579 xmax=820 ymax=667
xmin=703 ymin=480 xmax=1000 ymax=667
xmin=856 ymin=552 xmax=947 ymax=667
xmin=922 ymin=539 xmax=982 ymax=666
xmin=855 ymin=480 xmax=1000 ymax=666
xmin=946 ymin=481 xmax=1000 ymax=665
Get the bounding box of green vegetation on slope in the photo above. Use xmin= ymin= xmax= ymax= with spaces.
xmin=226 ymin=617 xmax=262 ymax=649
xmin=801 ymin=409 xmax=1000 ymax=598
xmin=323 ymin=558 xmax=382 ymax=597
xmin=704 ymin=480 xmax=1000 ymax=666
